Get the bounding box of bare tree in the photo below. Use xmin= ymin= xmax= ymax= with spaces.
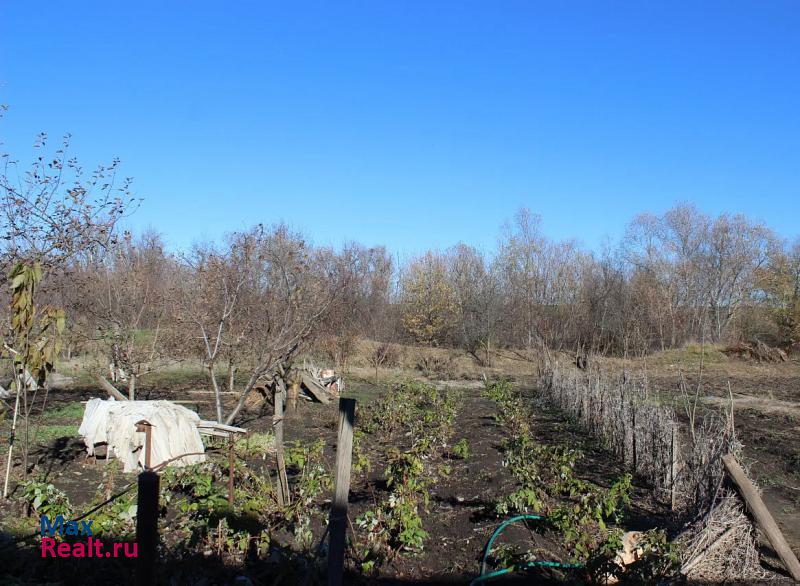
xmin=446 ymin=243 xmax=500 ymax=364
xmin=702 ymin=213 xmax=777 ymax=341
xmin=73 ymin=230 xmax=177 ymax=398
xmin=177 ymin=225 xmax=343 ymax=424
xmin=0 ymin=132 xmax=137 ymax=274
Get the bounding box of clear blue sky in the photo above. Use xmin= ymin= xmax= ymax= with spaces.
xmin=1 ymin=1 xmax=798 ymax=255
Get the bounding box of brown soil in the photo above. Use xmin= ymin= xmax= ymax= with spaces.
xmin=2 ymin=358 xmax=798 ymax=584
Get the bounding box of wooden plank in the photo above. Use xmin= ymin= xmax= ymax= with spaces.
xmin=197 ymin=421 xmax=247 ymax=434
xmin=197 ymin=428 xmax=231 ymax=438
xmin=94 ymin=374 xmax=128 ymax=402
xmin=722 ymin=454 xmax=800 ymax=581
xmin=301 ymin=372 xmax=331 ymax=404
xmin=328 ymin=398 xmax=356 ymax=586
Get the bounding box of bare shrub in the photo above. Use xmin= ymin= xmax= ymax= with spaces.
xmin=367 ymin=341 xmax=399 ymax=381
xmin=414 ymin=352 xmax=456 ymax=380
xmin=316 ymin=334 xmax=357 ymax=371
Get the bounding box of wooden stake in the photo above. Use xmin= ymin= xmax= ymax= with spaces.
xmin=631 ymin=402 xmax=637 ymax=473
xmin=274 ymin=386 xmax=289 ymax=506
xmin=228 ymin=432 xmax=235 ymax=507
xmin=722 ymin=454 xmax=800 ymax=581
xmin=328 ymin=398 xmax=356 ymax=586
xmin=671 ymin=425 xmax=679 ymax=510
xmin=135 ymin=420 xmax=153 ymax=470
xmin=136 ymin=470 xmax=159 ymax=586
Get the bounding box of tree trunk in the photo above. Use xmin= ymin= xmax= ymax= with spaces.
xmin=227 ymin=361 xmax=235 ymax=393
xmin=21 ymin=370 xmax=31 ymax=483
xmin=207 ymin=364 xmax=224 ymax=423
xmin=128 ymin=373 xmax=137 ymax=401
xmin=224 ymin=372 xmax=262 ymax=425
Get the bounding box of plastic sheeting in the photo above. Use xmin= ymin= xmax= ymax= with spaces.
xmin=78 ymin=398 xmax=206 ymax=472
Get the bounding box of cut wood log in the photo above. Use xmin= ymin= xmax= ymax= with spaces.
xmin=94 ymin=374 xmax=128 ymax=402
xmin=722 ymin=454 xmax=800 ymax=581
xmin=301 ymin=373 xmax=331 ymax=404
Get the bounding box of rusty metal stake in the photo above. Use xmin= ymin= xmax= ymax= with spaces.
xmin=135 ymin=420 xmax=154 ymax=470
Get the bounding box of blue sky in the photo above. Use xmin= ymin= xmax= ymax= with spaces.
xmin=1 ymin=1 xmax=798 ymax=255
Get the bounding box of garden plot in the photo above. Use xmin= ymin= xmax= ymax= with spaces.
xmin=1 ymin=375 xmax=795 ymax=584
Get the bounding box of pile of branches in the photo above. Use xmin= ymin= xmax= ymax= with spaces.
xmin=723 ymin=340 xmax=788 ymax=363
xmin=678 ymin=491 xmax=768 ymax=582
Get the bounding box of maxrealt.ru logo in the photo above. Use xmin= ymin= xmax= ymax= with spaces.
xmin=40 ymin=515 xmax=138 ymax=558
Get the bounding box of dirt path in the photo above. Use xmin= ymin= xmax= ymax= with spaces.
xmin=420 ymin=393 xmax=517 ymax=579
xmin=703 ymin=394 xmax=800 ymax=418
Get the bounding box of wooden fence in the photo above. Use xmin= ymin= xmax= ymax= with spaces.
xmin=538 ymin=364 xmax=679 ymax=505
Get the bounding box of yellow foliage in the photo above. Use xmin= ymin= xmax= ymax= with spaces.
xmin=401 ymin=255 xmax=456 ymax=346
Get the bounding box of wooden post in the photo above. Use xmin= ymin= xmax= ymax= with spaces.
xmin=328 ymin=398 xmax=356 ymax=586
xmin=274 ymin=385 xmax=290 ymax=506
xmin=671 ymin=425 xmax=679 ymax=510
xmin=135 ymin=420 xmax=153 ymax=470
xmin=722 ymin=454 xmax=800 ymax=581
xmin=630 ymin=402 xmax=637 ymax=473
xmin=136 ymin=470 xmax=159 ymax=586
xmin=228 ymin=432 xmax=235 ymax=507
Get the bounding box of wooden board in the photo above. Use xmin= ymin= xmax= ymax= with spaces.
xmin=722 ymin=454 xmax=800 ymax=581
xmin=94 ymin=374 xmax=128 ymax=402
xmin=301 ymin=373 xmax=331 ymax=404
xmin=197 ymin=421 xmax=247 ymax=434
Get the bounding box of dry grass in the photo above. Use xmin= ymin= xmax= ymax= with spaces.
xmin=679 ymin=491 xmax=771 ymax=583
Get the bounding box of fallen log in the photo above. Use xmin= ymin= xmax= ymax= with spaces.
xmin=722 ymin=454 xmax=800 ymax=581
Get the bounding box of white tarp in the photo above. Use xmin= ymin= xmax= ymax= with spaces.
xmin=78 ymin=398 xmax=206 ymax=472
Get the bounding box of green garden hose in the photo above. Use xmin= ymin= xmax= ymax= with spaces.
xmin=470 ymin=515 xmax=585 ymax=585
